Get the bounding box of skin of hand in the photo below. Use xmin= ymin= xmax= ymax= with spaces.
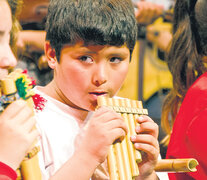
xmin=17 ymin=30 xmax=46 ymax=54
xmin=135 ymin=1 xmax=164 ymax=25
xmin=74 ymin=107 xmax=128 ymax=166
xmin=147 ymin=25 xmax=172 ymax=52
xmin=131 ymin=115 xmax=159 ymax=180
xmin=0 ymin=99 xmax=39 ymax=170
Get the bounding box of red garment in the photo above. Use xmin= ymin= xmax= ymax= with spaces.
xmin=0 ymin=162 xmax=17 ymax=180
xmin=166 ymin=72 xmax=207 ymax=180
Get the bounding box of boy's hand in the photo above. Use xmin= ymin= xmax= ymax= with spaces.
xmin=130 ymin=115 xmax=159 ymax=179
xmin=74 ymin=107 xmax=128 ymax=165
xmin=0 ymin=100 xmax=39 ymax=170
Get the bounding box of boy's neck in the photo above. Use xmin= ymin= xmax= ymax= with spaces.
xmin=37 ymin=81 xmax=89 ymax=124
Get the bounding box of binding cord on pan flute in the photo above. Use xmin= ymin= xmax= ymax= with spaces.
xmin=97 ymin=96 xmax=199 ymax=180
xmin=0 ymin=69 xmax=42 ymax=180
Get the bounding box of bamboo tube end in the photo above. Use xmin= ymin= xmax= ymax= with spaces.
xmin=154 ymin=158 xmax=199 ymax=172
xmin=172 ymin=158 xmax=199 ymax=172
xmin=1 ymin=78 xmax=17 ymax=95
xmin=187 ymin=159 xmax=199 ymax=172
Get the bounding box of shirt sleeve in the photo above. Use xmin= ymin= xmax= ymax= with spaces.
xmin=0 ymin=161 xmax=17 ymax=180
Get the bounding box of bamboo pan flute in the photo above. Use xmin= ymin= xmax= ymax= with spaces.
xmin=97 ymin=96 xmax=199 ymax=180
xmin=0 ymin=69 xmax=42 ymax=180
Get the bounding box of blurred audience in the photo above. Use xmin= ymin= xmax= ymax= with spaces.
xmin=15 ymin=0 xmax=51 ymax=86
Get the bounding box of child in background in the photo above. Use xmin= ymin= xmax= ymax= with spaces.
xmin=0 ymin=0 xmax=39 ymax=179
xmin=161 ymin=0 xmax=207 ymax=179
xmin=35 ymin=0 xmax=160 ymax=179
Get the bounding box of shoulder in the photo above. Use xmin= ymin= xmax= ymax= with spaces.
xmin=187 ymin=72 xmax=207 ymax=95
xmin=182 ymin=72 xmax=207 ymax=109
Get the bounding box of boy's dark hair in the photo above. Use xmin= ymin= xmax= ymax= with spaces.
xmin=45 ymin=0 xmax=137 ymax=61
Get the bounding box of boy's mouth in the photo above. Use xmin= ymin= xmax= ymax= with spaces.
xmin=89 ymin=91 xmax=108 ymax=96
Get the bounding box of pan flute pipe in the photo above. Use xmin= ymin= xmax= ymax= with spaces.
xmin=97 ymin=96 xmax=199 ymax=180
xmin=0 ymin=69 xmax=42 ymax=180
xmin=97 ymin=96 xmax=144 ymax=180
xmin=154 ymin=158 xmax=198 ymax=172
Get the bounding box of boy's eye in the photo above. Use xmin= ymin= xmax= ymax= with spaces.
xmin=110 ymin=57 xmax=122 ymax=63
xmin=79 ymin=56 xmax=93 ymax=63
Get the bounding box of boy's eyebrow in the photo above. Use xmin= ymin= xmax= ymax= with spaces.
xmin=82 ymin=50 xmax=97 ymax=54
xmin=76 ymin=47 xmax=99 ymax=54
xmin=109 ymin=52 xmax=129 ymax=57
xmin=77 ymin=51 xmax=128 ymax=57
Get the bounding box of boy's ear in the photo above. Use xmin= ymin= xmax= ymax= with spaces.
xmin=45 ymin=41 xmax=57 ymax=69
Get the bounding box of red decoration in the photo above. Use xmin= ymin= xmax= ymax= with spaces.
xmin=32 ymin=94 xmax=47 ymax=111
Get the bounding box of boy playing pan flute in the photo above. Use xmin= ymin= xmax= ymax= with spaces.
xmin=34 ymin=0 xmax=161 ymax=179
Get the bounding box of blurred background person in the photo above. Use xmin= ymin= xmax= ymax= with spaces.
xmin=15 ymin=0 xmax=52 ymax=86
xmin=161 ymin=0 xmax=207 ymax=179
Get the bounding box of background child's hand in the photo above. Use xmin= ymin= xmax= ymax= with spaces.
xmin=74 ymin=107 xmax=128 ymax=165
xmin=130 ymin=115 xmax=159 ymax=179
xmin=0 ymin=100 xmax=39 ymax=170
xmin=135 ymin=1 xmax=163 ymax=25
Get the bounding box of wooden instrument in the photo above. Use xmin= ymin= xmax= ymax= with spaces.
xmin=0 ymin=69 xmax=42 ymax=180
xmin=97 ymin=96 xmax=198 ymax=180
xmin=154 ymin=158 xmax=198 ymax=172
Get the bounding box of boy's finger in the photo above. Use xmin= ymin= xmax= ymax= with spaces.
xmin=133 ymin=143 xmax=159 ymax=160
xmin=13 ymin=104 xmax=33 ymax=125
xmin=22 ymin=116 xmax=37 ymax=133
xmin=27 ymin=129 xmax=41 ymax=147
xmin=136 ymin=115 xmax=154 ymax=123
xmin=135 ymin=121 xmax=158 ymax=138
xmin=131 ymin=134 xmax=159 ymax=148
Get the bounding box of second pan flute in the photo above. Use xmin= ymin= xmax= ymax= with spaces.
xmin=97 ymin=96 xmax=198 ymax=180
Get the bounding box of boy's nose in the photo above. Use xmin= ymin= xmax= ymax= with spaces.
xmin=92 ymin=64 xmax=108 ymax=86
xmin=0 ymin=45 xmax=17 ymax=68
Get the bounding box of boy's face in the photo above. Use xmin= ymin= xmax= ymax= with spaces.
xmin=47 ymin=41 xmax=130 ymax=111
xmin=0 ymin=0 xmax=17 ymax=80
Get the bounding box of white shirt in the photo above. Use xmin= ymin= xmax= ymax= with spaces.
xmin=35 ymin=89 xmax=81 ymax=179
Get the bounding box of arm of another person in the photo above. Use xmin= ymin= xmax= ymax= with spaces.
xmin=146 ymin=25 xmax=172 ymax=52
xmin=134 ymin=1 xmax=164 ymax=25
xmin=17 ymin=30 xmax=46 ymax=53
